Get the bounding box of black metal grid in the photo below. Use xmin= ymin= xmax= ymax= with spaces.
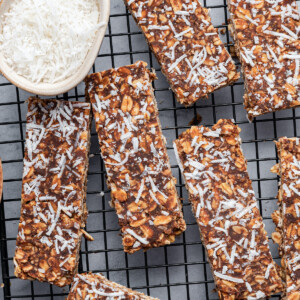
xmin=1 ymin=0 xmax=300 ymax=299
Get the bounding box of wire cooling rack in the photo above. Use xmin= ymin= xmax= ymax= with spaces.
xmin=1 ymin=0 xmax=300 ymax=299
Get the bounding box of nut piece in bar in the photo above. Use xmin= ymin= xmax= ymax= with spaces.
xmin=67 ymin=273 xmax=159 ymax=299
xmin=85 ymin=61 xmax=186 ymax=253
xmin=123 ymin=0 xmax=239 ymax=106
xmin=174 ymin=119 xmax=283 ymax=299
xmin=228 ymin=0 xmax=300 ymax=121
xmin=271 ymin=137 xmax=300 ymax=299
xmin=14 ymin=97 xmax=91 ymax=287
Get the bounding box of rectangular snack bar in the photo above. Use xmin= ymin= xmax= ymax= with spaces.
xmin=85 ymin=61 xmax=186 ymax=254
xmin=123 ymin=0 xmax=239 ymax=106
xmin=174 ymin=119 xmax=283 ymax=299
xmin=67 ymin=273 xmax=159 ymax=299
xmin=228 ymin=0 xmax=300 ymax=121
xmin=14 ymin=97 xmax=91 ymax=287
xmin=271 ymin=137 xmax=300 ymax=299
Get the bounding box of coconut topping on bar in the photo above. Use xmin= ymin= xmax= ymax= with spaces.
xmin=67 ymin=273 xmax=159 ymax=299
xmin=86 ymin=61 xmax=186 ymax=254
xmin=272 ymin=137 xmax=300 ymax=299
xmin=14 ymin=98 xmax=91 ymax=287
xmin=124 ymin=0 xmax=239 ymax=106
xmin=228 ymin=0 xmax=300 ymax=120
xmin=174 ymin=119 xmax=283 ymax=299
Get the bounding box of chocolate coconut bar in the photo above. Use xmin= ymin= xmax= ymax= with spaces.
xmin=174 ymin=119 xmax=283 ymax=299
xmin=67 ymin=273 xmax=159 ymax=299
xmin=85 ymin=61 xmax=186 ymax=254
xmin=228 ymin=0 xmax=300 ymax=121
xmin=14 ymin=97 xmax=91 ymax=287
xmin=123 ymin=0 xmax=239 ymax=106
xmin=272 ymin=137 xmax=300 ymax=299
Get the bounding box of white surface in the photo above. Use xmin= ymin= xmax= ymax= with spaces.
xmin=1 ymin=0 xmax=300 ymax=299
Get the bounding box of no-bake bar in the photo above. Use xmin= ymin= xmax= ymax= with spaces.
xmin=272 ymin=137 xmax=300 ymax=299
xmin=67 ymin=273 xmax=159 ymax=299
xmin=228 ymin=0 xmax=300 ymax=121
xmin=174 ymin=119 xmax=283 ymax=299
xmin=85 ymin=61 xmax=186 ymax=254
xmin=123 ymin=0 xmax=239 ymax=106
xmin=14 ymin=97 xmax=91 ymax=286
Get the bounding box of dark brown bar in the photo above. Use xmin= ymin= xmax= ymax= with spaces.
xmin=174 ymin=119 xmax=283 ymax=299
xmin=272 ymin=137 xmax=300 ymax=299
xmin=228 ymin=0 xmax=300 ymax=121
xmin=14 ymin=97 xmax=91 ymax=286
xmin=85 ymin=61 xmax=186 ymax=254
xmin=68 ymin=273 xmax=159 ymax=299
xmin=123 ymin=0 xmax=239 ymax=106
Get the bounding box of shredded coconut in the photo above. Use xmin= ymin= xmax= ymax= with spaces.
xmin=214 ymin=271 xmax=244 ymax=283
xmin=0 ymin=0 xmax=104 ymax=83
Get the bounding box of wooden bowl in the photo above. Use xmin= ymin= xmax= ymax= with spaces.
xmin=0 ymin=0 xmax=110 ymax=96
